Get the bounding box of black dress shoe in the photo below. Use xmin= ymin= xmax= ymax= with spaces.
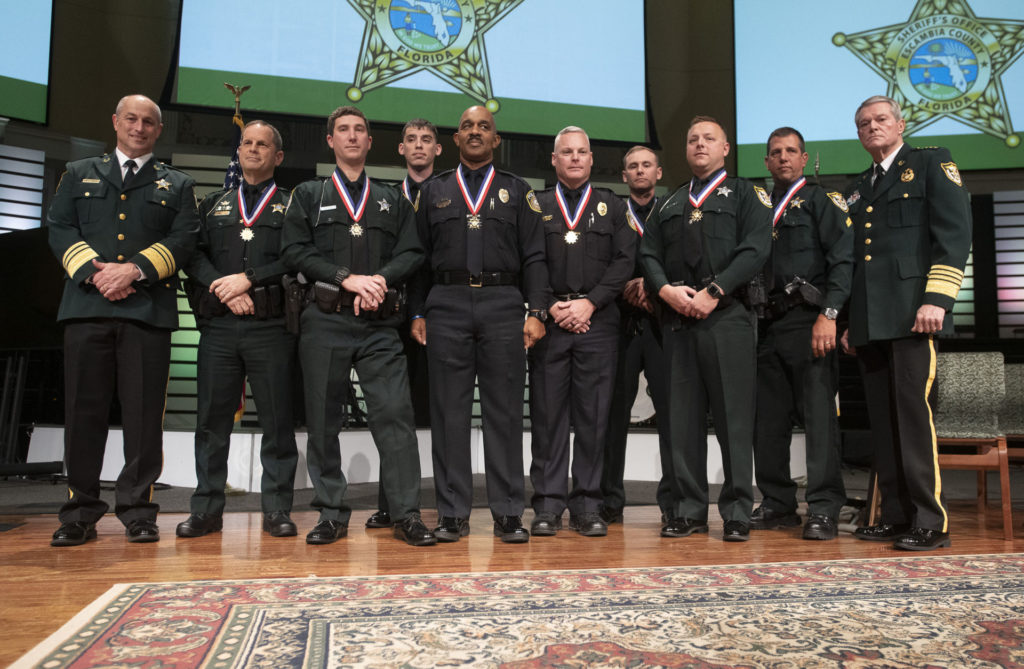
xmin=434 ymin=516 xmax=470 ymax=542
xmin=394 ymin=513 xmax=437 ymax=546
xmin=569 ymin=512 xmax=608 ymax=537
xmin=599 ymin=506 xmax=624 ymax=524
xmin=263 ymin=511 xmax=297 ymax=537
xmin=175 ymin=513 xmax=222 ymax=538
xmin=893 ymin=527 xmax=951 ymax=551
xmin=530 ymin=512 xmax=561 ymax=536
xmin=306 ymin=519 xmax=347 ymax=545
xmin=723 ymin=520 xmax=750 ymax=542
xmin=51 ymin=521 xmax=96 ymax=547
xmin=493 ymin=515 xmax=530 ymax=543
xmin=750 ymin=505 xmax=801 ymax=530
xmin=660 ymin=517 xmax=708 ymax=538
xmin=802 ymin=514 xmax=838 ymax=541
xmin=126 ymin=519 xmax=160 ymax=543
xmin=365 ymin=510 xmax=394 ymax=528
xmin=854 ymin=522 xmax=911 ymax=542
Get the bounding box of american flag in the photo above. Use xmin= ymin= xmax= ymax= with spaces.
xmin=223 ymin=112 xmax=244 ymax=190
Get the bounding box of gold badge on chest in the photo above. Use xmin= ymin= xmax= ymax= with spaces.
xmin=597 ymin=201 xmax=607 ymax=216
xmin=499 ymin=188 xmax=509 ymax=203
xmin=901 ymin=168 xmax=915 ymax=182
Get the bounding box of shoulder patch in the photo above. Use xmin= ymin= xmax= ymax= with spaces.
xmin=753 ymin=186 xmax=772 ymax=209
xmin=826 ymin=191 xmax=849 ymax=213
xmin=940 ymin=161 xmax=963 ymax=187
xmin=526 ymin=190 xmax=542 ymax=213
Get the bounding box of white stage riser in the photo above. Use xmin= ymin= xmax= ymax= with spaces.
xmin=27 ymin=427 xmax=807 ymax=491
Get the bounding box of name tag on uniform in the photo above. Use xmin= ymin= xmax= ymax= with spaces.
xmin=320 ymin=205 xmax=336 ymax=211
xmin=81 ymin=178 xmax=101 ymax=183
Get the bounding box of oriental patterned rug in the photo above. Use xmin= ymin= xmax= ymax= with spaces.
xmin=13 ymin=554 xmax=1024 ymax=668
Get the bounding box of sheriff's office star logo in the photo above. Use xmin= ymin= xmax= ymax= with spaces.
xmin=834 ymin=0 xmax=1024 ymax=148
xmin=346 ymin=0 xmax=524 ymax=113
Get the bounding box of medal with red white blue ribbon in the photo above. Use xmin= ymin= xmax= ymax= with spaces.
xmin=237 ymin=182 xmax=277 ymax=241
xmin=332 ymin=169 xmax=370 ymax=236
xmin=772 ymin=176 xmax=806 ymax=226
xmin=556 ymin=182 xmax=591 ymax=244
xmin=687 ymin=169 xmax=727 ymax=223
xmin=456 ymin=164 xmax=494 ymax=229
xmin=626 ymin=198 xmax=647 ymax=236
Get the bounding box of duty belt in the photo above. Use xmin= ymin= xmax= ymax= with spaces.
xmin=434 ymin=270 xmax=518 ymax=287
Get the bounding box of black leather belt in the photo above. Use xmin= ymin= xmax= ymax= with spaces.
xmin=554 ymin=292 xmax=588 ymax=301
xmin=434 ymin=270 xmax=518 ymax=287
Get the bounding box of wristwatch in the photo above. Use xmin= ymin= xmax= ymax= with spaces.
xmin=706 ymin=282 xmax=725 ymax=300
xmin=822 ymin=307 xmax=839 ymax=320
xmin=528 ymin=309 xmax=548 ymax=323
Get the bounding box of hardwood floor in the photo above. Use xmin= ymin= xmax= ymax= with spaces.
xmin=2 ymin=503 xmax=1021 ymax=666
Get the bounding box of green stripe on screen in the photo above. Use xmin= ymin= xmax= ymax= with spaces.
xmin=738 ymin=133 xmax=1024 ymax=177
xmin=179 ymin=67 xmax=645 ymax=141
xmin=0 ymin=75 xmax=46 ymax=123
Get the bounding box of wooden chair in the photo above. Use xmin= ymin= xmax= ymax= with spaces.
xmin=933 ymin=351 xmax=1012 ymax=541
xmin=865 ymin=351 xmax=1012 ymax=540
xmin=1000 ymin=363 xmax=1024 ymax=460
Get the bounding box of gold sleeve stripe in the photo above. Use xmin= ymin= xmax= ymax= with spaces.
xmin=139 ymin=243 xmax=176 ymax=279
xmin=925 ymin=279 xmax=961 ymax=299
xmin=929 ymin=264 xmax=964 ymax=280
xmin=62 ymin=242 xmax=99 ymax=277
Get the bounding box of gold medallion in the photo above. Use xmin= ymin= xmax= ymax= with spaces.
xmin=350 ymin=223 xmax=364 ymax=237
xmin=689 ymin=209 xmax=703 ymax=223
xmin=597 ymin=202 xmax=607 ymax=216
xmin=564 ymin=230 xmax=579 ymax=244
xmin=240 ymin=228 xmax=255 ymax=242
xmin=467 ymin=214 xmax=482 ymax=229
xmin=499 ymin=188 xmax=509 ymax=203
xmin=772 ymin=228 xmax=779 ymax=241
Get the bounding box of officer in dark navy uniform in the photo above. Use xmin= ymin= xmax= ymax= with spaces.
xmin=366 ymin=117 xmax=443 ymax=531
xmin=841 ymin=95 xmax=972 ymax=551
xmin=47 ymin=94 xmax=199 ymax=546
xmin=281 ymin=106 xmax=435 ymax=547
xmin=409 ymin=105 xmax=548 ymax=544
xmin=176 ymin=121 xmax=299 ymax=539
xmin=751 ymin=127 xmax=853 ymax=541
xmin=528 ymin=126 xmax=635 ymax=538
xmin=600 ymin=146 xmax=674 ymax=525
xmin=641 ymin=116 xmax=772 ymax=542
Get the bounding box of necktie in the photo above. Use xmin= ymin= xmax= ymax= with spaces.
xmin=873 ymin=164 xmax=885 ymax=187
xmin=465 ymin=168 xmax=484 ymax=277
xmin=564 ymin=187 xmax=584 ymax=293
xmin=122 ymin=159 xmax=137 ymax=188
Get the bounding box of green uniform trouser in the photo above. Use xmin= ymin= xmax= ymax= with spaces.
xmin=754 ymin=306 xmax=846 ymax=519
xmin=192 ymin=316 xmax=298 ymax=516
xmin=663 ymin=300 xmax=756 ymax=523
xmin=299 ymin=307 xmax=421 ymax=524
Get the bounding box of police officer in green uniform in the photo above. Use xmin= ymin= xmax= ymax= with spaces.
xmin=281 ymin=106 xmax=435 ymax=547
xmin=366 ymin=117 xmax=443 ymax=531
xmin=409 ymin=105 xmax=548 ymax=544
xmin=841 ymin=95 xmax=971 ymax=551
xmin=176 ymin=121 xmax=299 ymax=539
xmin=47 ymin=94 xmax=199 ymax=546
xmin=640 ymin=116 xmax=772 ymax=542
xmin=600 ymin=146 xmax=674 ymax=525
xmin=528 ymin=126 xmax=635 ymax=538
xmin=751 ymin=127 xmax=853 ymax=540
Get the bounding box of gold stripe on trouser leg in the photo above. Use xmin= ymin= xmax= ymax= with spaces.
xmin=923 ymin=336 xmax=947 ymax=532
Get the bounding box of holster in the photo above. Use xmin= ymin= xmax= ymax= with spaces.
xmin=314 ymin=280 xmax=341 ymax=314
xmin=283 ymin=274 xmax=310 ymax=334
